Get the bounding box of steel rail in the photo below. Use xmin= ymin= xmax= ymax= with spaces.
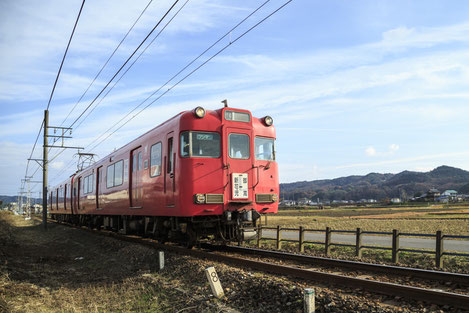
xmin=46 ymin=219 xmax=469 ymax=309
xmin=204 ymin=244 xmax=469 ymax=285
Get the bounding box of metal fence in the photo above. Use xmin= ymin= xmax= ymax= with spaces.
xmin=256 ymin=225 xmax=469 ymax=268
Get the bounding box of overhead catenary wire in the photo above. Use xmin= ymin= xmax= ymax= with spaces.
xmin=28 ymin=0 xmax=172 ymax=185
xmin=59 ymin=0 xmax=154 ymax=127
xmin=23 ymin=0 xmax=85 ymax=186
xmin=87 ymin=0 xmax=293 ymax=153
xmin=42 ymin=0 xmax=294 ymax=186
xmin=74 ymin=0 xmax=191 ymax=131
xmin=85 ymin=0 xmax=273 ymax=151
xmin=67 ymin=0 xmax=181 ymax=130
xmin=45 ymin=0 xmax=190 ymax=185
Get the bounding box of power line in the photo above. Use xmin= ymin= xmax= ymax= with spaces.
xmin=27 ymin=0 xmax=168 ymax=184
xmin=74 ymin=0 xmax=191 ymax=131
xmin=85 ymin=0 xmax=272 ymax=151
xmin=45 ymin=0 xmax=189 ymax=185
xmin=60 ymin=0 xmax=154 ymax=127
xmin=47 ymin=0 xmax=86 ymax=111
xmin=43 ymin=0 xmax=294 ymax=186
xmin=23 ymin=0 xmax=85 ymax=184
xmin=88 ymin=0 xmax=292 ymax=153
xmin=68 ymin=0 xmax=181 ymax=130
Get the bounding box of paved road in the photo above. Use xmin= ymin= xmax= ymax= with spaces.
xmin=262 ymin=230 xmax=469 ymax=253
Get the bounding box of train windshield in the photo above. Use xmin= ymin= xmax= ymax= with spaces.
xmin=229 ymin=133 xmax=250 ymax=159
xmin=181 ymin=131 xmax=220 ymax=158
xmin=255 ymin=137 xmax=275 ymax=161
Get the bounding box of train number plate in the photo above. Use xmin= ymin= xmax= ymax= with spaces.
xmin=232 ymin=173 xmax=248 ymax=199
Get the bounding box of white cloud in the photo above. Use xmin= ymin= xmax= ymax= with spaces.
xmin=389 ymin=144 xmax=399 ymax=152
xmin=365 ymin=147 xmax=377 ymax=157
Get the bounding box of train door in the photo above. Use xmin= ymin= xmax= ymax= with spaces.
xmin=224 ymin=127 xmax=254 ymax=202
xmin=130 ymin=147 xmax=143 ymax=208
xmin=165 ymin=132 xmax=175 ymax=207
xmin=96 ymin=166 xmax=103 ymax=209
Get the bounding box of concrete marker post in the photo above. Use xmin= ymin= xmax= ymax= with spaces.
xmin=304 ymin=288 xmax=315 ymax=313
xmin=205 ymin=266 xmax=224 ymax=298
xmin=157 ymin=251 xmax=164 ymax=271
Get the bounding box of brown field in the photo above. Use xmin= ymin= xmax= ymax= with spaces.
xmin=266 ymin=205 xmax=469 ymax=235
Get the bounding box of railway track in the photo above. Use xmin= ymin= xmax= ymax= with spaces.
xmin=50 ymin=219 xmax=469 ymax=310
xmin=203 ymin=244 xmax=469 ymax=284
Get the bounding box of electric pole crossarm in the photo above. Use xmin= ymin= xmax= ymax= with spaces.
xmin=45 ymin=135 xmax=73 ymax=139
xmin=45 ymin=145 xmax=84 ymax=149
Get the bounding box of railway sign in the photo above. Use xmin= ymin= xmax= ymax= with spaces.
xmin=205 ymin=266 xmax=224 ymax=298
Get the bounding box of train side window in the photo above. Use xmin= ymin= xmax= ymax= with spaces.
xmin=84 ymin=176 xmax=88 ymax=194
xmin=167 ymin=137 xmax=173 ymax=173
xmin=114 ymin=160 xmax=123 ymax=186
xmin=107 ymin=164 xmax=114 ymax=188
xmin=180 ymin=131 xmax=220 ymax=158
xmin=133 ymin=154 xmax=137 ymax=172
xmin=88 ymin=174 xmax=94 ymax=193
xmin=181 ymin=132 xmax=190 ymax=157
xmin=150 ymin=142 xmax=162 ymax=177
xmin=138 ymin=152 xmax=142 ymax=171
xmin=123 ymin=159 xmax=129 ymax=183
xmin=229 ymin=133 xmax=250 ymax=159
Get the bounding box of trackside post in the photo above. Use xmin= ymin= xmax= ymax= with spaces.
xmin=392 ymin=229 xmax=400 ymax=263
xmin=304 ymin=288 xmax=315 ymax=313
xmin=355 ymin=228 xmax=362 ymax=258
xmin=436 ymin=231 xmax=444 ymax=268
xmin=205 ymin=267 xmax=224 ymax=298
xmin=325 ymin=227 xmax=331 ymax=256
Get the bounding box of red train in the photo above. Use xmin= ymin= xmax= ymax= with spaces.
xmin=49 ymin=105 xmax=278 ymax=245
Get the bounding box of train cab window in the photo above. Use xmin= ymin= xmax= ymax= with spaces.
xmin=255 ymin=137 xmax=275 ymax=161
xmin=180 ymin=131 xmax=220 ymax=158
xmin=229 ymin=133 xmax=250 ymax=159
xmin=150 ymin=142 xmax=162 ymax=177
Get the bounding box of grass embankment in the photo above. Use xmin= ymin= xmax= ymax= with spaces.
xmin=0 ymin=212 xmax=210 ymax=313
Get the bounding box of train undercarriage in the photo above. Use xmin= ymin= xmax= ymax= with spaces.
xmin=51 ymin=210 xmax=261 ymax=248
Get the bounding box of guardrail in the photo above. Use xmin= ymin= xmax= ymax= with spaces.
xmin=255 ymin=225 xmax=469 ymax=268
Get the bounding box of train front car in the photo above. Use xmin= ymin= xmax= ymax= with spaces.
xmin=179 ymin=106 xmax=279 ymax=243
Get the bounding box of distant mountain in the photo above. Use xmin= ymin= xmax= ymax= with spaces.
xmin=280 ymin=165 xmax=469 ymax=201
xmin=0 ymin=195 xmax=41 ymax=205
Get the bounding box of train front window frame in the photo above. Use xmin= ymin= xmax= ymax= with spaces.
xmin=255 ymin=137 xmax=275 ymax=161
xmin=180 ymin=131 xmax=220 ymax=158
xmin=229 ymin=133 xmax=250 ymax=159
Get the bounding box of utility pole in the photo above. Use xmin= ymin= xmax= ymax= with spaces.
xmin=32 ymin=109 xmax=84 ymax=230
xmin=43 ymin=109 xmax=49 ymax=229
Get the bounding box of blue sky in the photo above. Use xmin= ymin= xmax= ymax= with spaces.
xmin=1 ymin=0 xmax=469 ymax=196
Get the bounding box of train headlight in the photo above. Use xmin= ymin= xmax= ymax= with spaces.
xmin=194 ymin=106 xmax=205 ymax=118
xmin=264 ymin=116 xmax=273 ymax=126
xmin=272 ymin=194 xmax=278 ymax=202
xmin=194 ymin=193 xmax=206 ymax=204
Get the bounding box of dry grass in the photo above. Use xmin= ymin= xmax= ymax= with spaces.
xmin=267 ymin=205 xmax=469 ymax=235
xmin=0 ymin=212 xmax=213 ymax=313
